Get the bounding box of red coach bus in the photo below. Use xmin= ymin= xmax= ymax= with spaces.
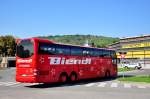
xmin=16 ymin=38 xmax=117 ymax=83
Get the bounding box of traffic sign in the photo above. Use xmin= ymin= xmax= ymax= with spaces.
xmin=119 ymin=51 xmax=127 ymax=59
xmin=120 ymin=54 xmax=125 ymax=58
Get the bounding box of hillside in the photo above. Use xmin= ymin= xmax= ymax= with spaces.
xmin=38 ymin=35 xmax=119 ymax=48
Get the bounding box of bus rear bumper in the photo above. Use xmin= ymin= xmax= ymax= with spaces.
xmin=16 ymin=75 xmax=55 ymax=83
xmin=16 ymin=76 xmax=37 ymax=83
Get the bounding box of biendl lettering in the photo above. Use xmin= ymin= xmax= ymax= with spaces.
xmin=48 ymin=57 xmax=91 ymax=65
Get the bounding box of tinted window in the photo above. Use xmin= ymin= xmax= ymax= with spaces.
xmin=91 ymin=49 xmax=100 ymax=57
xmin=38 ymin=43 xmax=71 ymax=55
xmin=103 ymin=50 xmax=111 ymax=57
xmin=83 ymin=48 xmax=91 ymax=56
xmin=83 ymin=48 xmax=99 ymax=57
xmin=110 ymin=51 xmax=117 ymax=58
xmin=38 ymin=43 xmax=56 ymax=55
xmin=71 ymin=47 xmax=83 ymax=56
xmin=55 ymin=45 xmax=70 ymax=55
xmin=99 ymin=50 xmax=103 ymax=57
xmin=17 ymin=40 xmax=34 ymax=58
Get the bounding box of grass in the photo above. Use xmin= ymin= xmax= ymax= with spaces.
xmin=118 ymin=75 xmax=150 ymax=83
xmin=118 ymin=67 xmax=135 ymax=72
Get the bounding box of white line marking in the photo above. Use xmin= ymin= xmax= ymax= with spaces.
xmin=124 ymin=83 xmax=131 ymax=88
xmin=110 ymin=83 xmax=118 ymax=88
xmin=137 ymin=86 xmax=146 ymax=89
xmin=0 ymin=82 xmax=41 ymax=87
xmin=0 ymin=82 xmax=6 ymax=85
xmin=4 ymin=82 xmax=20 ymax=86
xmin=10 ymin=83 xmax=24 ymax=87
xmin=0 ymin=82 xmax=20 ymax=86
xmin=30 ymin=83 xmax=40 ymax=85
xmin=97 ymin=82 xmax=106 ymax=87
xmin=85 ymin=83 xmax=95 ymax=87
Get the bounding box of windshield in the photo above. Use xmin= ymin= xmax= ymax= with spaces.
xmin=17 ymin=39 xmax=34 ymax=58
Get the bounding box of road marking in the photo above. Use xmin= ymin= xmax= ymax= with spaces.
xmin=10 ymin=84 xmax=21 ymax=87
xmin=0 ymin=81 xmax=150 ymax=89
xmin=85 ymin=83 xmax=95 ymax=87
xmin=110 ymin=83 xmax=118 ymax=88
xmin=0 ymin=82 xmax=6 ymax=85
xmin=27 ymin=83 xmax=39 ymax=85
xmin=0 ymin=82 xmax=20 ymax=86
xmin=137 ymin=85 xmax=146 ymax=89
xmin=4 ymin=82 xmax=20 ymax=86
xmin=124 ymin=83 xmax=131 ymax=88
xmin=10 ymin=83 xmax=39 ymax=87
xmin=97 ymin=82 xmax=106 ymax=87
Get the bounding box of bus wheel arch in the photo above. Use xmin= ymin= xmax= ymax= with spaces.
xmin=59 ymin=72 xmax=68 ymax=83
xmin=70 ymin=72 xmax=78 ymax=82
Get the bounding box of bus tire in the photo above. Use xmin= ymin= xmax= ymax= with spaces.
xmin=59 ymin=73 xmax=68 ymax=83
xmin=70 ymin=72 xmax=77 ymax=82
xmin=105 ymin=71 xmax=110 ymax=78
xmin=135 ymin=66 xmax=138 ymax=69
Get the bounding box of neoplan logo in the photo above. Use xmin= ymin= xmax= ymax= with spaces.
xmin=48 ymin=57 xmax=91 ymax=65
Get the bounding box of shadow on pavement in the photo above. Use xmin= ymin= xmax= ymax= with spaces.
xmin=117 ymin=74 xmax=134 ymax=78
xmin=26 ymin=77 xmax=117 ymax=89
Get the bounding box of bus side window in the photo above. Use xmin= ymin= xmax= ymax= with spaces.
xmin=71 ymin=47 xmax=83 ymax=56
xmin=103 ymin=50 xmax=111 ymax=57
xmin=55 ymin=45 xmax=70 ymax=55
xmin=83 ymin=50 xmax=90 ymax=56
xmin=99 ymin=50 xmax=103 ymax=57
xmin=83 ymin=48 xmax=92 ymax=56
xmin=90 ymin=49 xmax=99 ymax=57
xmin=111 ymin=51 xmax=117 ymax=65
xmin=110 ymin=51 xmax=117 ymax=58
xmin=38 ymin=43 xmax=56 ymax=55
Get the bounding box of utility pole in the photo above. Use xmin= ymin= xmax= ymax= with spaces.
xmin=119 ymin=51 xmax=127 ymax=78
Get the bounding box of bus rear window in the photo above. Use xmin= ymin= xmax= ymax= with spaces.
xmin=17 ymin=40 xmax=34 ymax=58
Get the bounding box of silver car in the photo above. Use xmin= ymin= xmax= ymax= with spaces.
xmin=123 ymin=63 xmax=142 ymax=69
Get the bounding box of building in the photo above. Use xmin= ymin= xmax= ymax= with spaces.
xmin=0 ymin=57 xmax=16 ymax=68
xmin=108 ymin=35 xmax=150 ymax=68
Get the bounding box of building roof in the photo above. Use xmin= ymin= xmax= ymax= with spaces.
xmin=120 ymin=35 xmax=150 ymax=40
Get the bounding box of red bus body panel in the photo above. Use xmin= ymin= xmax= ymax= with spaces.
xmin=16 ymin=38 xmax=117 ymax=83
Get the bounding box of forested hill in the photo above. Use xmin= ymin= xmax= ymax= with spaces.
xmin=38 ymin=35 xmax=119 ymax=48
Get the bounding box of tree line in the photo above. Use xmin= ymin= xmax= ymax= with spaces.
xmin=0 ymin=35 xmax=119 ymax=57
xmin=39 ymin=35 xmax=119 ymax=48
xmin=0 ymin=35 xmax=16 ymax=57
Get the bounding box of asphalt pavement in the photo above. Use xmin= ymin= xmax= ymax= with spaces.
xmin=118 ymin=69 xmax=150 ymax=77
xmin=0 ymin=68 xmax=150 ymax=99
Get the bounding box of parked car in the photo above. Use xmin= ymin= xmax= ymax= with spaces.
xmin=123 ymin=63 xmax=142 ymax=69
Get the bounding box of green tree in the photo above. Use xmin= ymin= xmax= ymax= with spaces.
xmin=38 ymin=35 xmax=119 ymax=48
xmin=0 ymin=35 xmax=16 ymax=56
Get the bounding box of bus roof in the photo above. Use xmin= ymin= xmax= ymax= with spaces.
xmin=25 ymin=37 xmax=115 ymax=51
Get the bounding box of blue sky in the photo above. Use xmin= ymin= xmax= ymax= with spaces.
xmin=0 ymin=0 xmax=150 ymax=38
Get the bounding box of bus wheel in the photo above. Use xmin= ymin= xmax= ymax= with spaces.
xmin=135 ymin=66 xmax=138 ymax=69
xmin=59 ymin=73 xmax=68 ymax=83
xmin=70 ymin=73 xmax=77 ymax=82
